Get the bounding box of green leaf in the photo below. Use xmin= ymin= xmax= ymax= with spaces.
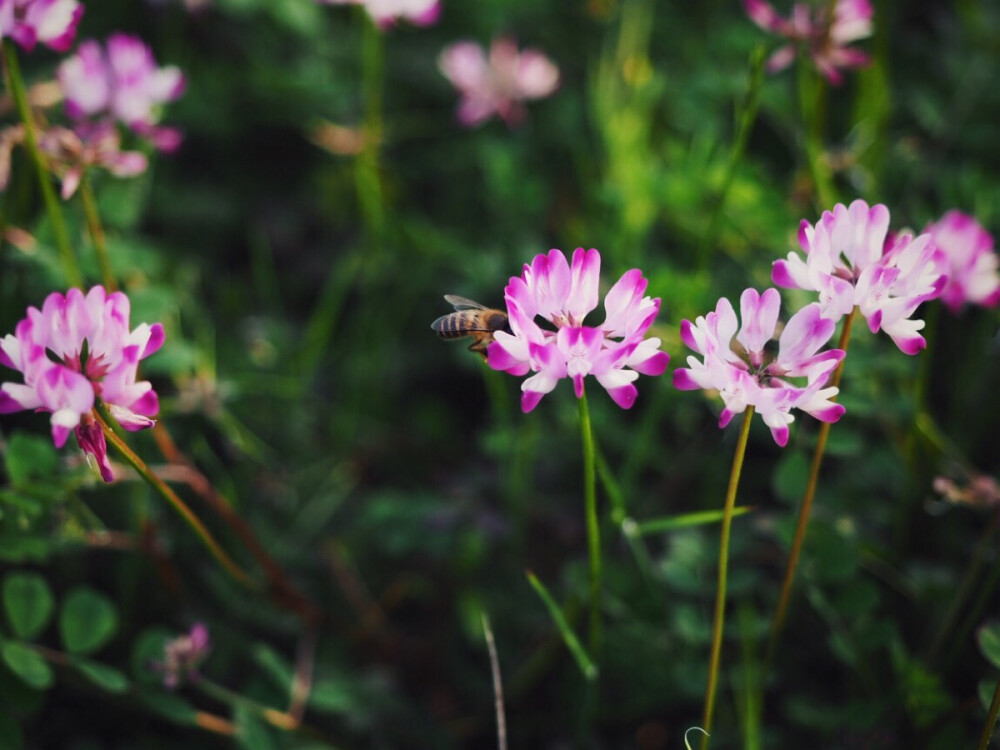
xmin=979 ymin=622 xmax=1000 ymax=669
xmin=74 ymin=659 xmax=129 ymax=694
xmin=309 ymin=677 xmax=356 ymax=714
xmin=135 ymin=689 xmax=199 ymax=725
xmin=3 ymin=434 xmax=58 ymax=484
xmin=979 ymin=679 xmax=999 ymax=712
xmin=772 ymin=450 xmax=808 ymax=504
xmin=130 ymin=627 xmax=172 ymax=684
xmin=525 ymin=572 xmax=597 ymax=682
xmin=3 ymin=573 xmax=54 ymax=640
xmin=59 ymin=588 xmax=118 ymax=655
xmin=234 ymin=704 xmax=278 ymax=750
xmin=251 ymin=642 xmax=293 ymax=691
xmin=0 ymin=642 xmax=52 ymax=690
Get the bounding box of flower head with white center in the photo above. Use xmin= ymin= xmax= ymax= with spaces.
xmin=0 ymin=286 xmax=164 ymax=481
xmin=772 ymin=199 xmax=948 ymax=354
xmin=673 ymin=288 xmax=845 ymax=446
xmin=0 ymin=0 xmax=83 ymax=53
xmin=439 ymin=38 xmax=559 ymax=127
xmin=488 ymin=248 xmax=669 ymax=413
xmin=923 ymin=210 xmax=1000 ymax=314
xmin=744 ymin=0 xmax=872 ymax=85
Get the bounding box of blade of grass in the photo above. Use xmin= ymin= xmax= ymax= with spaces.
xmin=525 ymin=571 xmax=597 ymax=682
xmin=636 ymin=506 xmax=755 ymax=535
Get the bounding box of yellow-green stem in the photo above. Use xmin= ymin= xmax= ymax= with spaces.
xmin=797 ymin=59 xmax=836 ymax=209
xmin=977 ymin=677 xmax=1000 ymax=750
xmin=80 ymin=175 xmax=117 ymax=292
xmin=578 ymin=392 xmax=602 ymax=660
xmin=94 ymin=409 xmax=254 ymax=588
xmin=700 ymin=406 xmax=755 ymax=750
xmin=769 ymin=309 xmax=855 ymax=651
xmin=2 ymin=43 xmax=81 ymax=287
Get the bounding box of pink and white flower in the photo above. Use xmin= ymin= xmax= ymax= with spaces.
xmin=156 ymin=623 xmax=211 ymax=689
xmin=58 ymin=34 xmax=186 ymax=151
xmin=0 ymin=0 xmax=83 ymax=53
xmin=318 ymin=0 xmax=440 ymax=29
xmin=673 ymin=288 xmax=845 ymax=447
xmin=439 ymin=38 xmax=559 ymax=127
xmin=38 ymin=122 xmax=148 ymax=199
xmin=0 ymin=287 xmax=164 ymax=481
xmin=744 ymin=0 xmax=872 ymax=85
xmin=772 ymin=200 xmax=948 ymax=354
xmin=923 ymin=210 xmax=1000 ymax=313
xmin=488 ymin=248 xmax=669 ymax=413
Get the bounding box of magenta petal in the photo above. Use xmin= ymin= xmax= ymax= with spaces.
xmin=672 ymin=369 xmax=700 ymax=390
xmin=605 ymin=383 xmax=637 ymax=409
xmin=631 ymin=349 xmax=670 ymax=376
xmin=772 ymin=260 xmax=798 ymax=289
xmin=142 ymin=323 xmax=166 ymax=358
xmin=75 ymin=419 xmax=114 ymax=482
xmin=770 ymin=424 xmax=790 ymax=447
xmin=521 ymin=390 xmax=544 ymax=413
xmin=718 ymin=409 xmax=735 ymax=429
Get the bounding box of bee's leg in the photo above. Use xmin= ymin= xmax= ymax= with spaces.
xmin=468 ymin=341 xmax=489 ymax=362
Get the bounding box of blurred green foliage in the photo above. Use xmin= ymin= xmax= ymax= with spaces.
xmin=0 ymin=0 xmax=998 ymax=747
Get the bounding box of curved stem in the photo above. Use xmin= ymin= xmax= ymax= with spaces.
xmin=578 ymin=392 xmax=602 ymax=661
xmin=769 ymin=309 xmax=855 ymax=652
xmin=701 ymin=406 xmax=755 ymax=749
xmin=94 ymin=409 xmax=254 ymax=588
xmin=80 ymin=175 xmax=117 ymax=292
xmin=2 ymin=43 xmax=81 ymax=287
xmin=977 ymin=677 xmax=1000 ymax=750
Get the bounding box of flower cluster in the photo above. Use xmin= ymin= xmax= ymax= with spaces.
xmin=487 ymin=248 xmax=669 ymax=412
xmin=924 ymin=210 xmax=1000 ymax=314
xmin=773 ymin=200 xmax=947 ymax=354
xmin=674 ymin=289 xmax=845 ymax=446
xmin=156 ymin=623 xmax=211 ymax=689
xmin=0 ymin=287 xmax=164 ymax=481
xmin=439 ymin=38 xmax=560 ymax=127
xmin=0 ymin=0 xmax=83 ymax=53
xmin=318 ymin=0 xmax=440 ymax=29
xmin=58 ymin=34 xmax=186 ymax=152
xmin=744 ymin=0 xmax=872 ymax=84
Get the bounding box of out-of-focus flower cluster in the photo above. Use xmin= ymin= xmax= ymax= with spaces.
xmin=438 ymin=38 xmax=559 ymax=127
xmin=0 ymin=287 xmax=163 ymax=481
xmin=58 ymin=33 xmax=186 ymax=152
xmin=674 ymin=288 xmax=845 ymax=446
xmin=317 ymin=0 xmax=440 ymax=29
xmin=0 ymin=0 xmax=83 ymax=53
xmin=924 ymin=211 xmax=1000 ymax=314
xmin=744 ymin=0 xmax=873 ymax=84
xmin=155 ymin=623 xmax=211 ymax=689
xmin=487 ymin=248 xmax=669 ymax=412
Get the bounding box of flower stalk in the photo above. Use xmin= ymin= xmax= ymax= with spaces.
xmin=578 ymin=391 xmax=602 ymax=658
xmin=701 ymin=406 xmax=754 ymax=749
xmin=2 ymin=42 xmax=81 ymax=287
xmin=769 ymin=307 xmax=855 ymax=650
xmin=977 ymin=677 xmax=1000 ymax=750
xmin=80 ymin=174 xmax=117 ymax=292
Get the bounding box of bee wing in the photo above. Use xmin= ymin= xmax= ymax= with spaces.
xmin=443 ymin=294 xmax=487 ymax=311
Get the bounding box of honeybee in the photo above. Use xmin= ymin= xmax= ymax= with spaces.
xmin=431 ymin=295 xmax=511 ymax=361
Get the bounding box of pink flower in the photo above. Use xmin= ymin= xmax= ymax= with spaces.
xmin=772 ymin=200 xmax=948 ymax=354
xmin=0 ymin=0 xmax=83 ymax=53
xmin=38 ymin=122 xmax=148 ymax=200
xmin=673 ymin=288 xmax=845 ymax=446
xmin=0 ymin=287 xmax=164 ymax=481
xmin=744 ymin=0 xmax=872 ymax=85
xmin=318 ymin=0 xmax=440 ymax=28
xmin=488 ymin=248 xmax=669 ymax=413
xmin=439 ymin=38 xmax=559 ymax=127
xmin=923 ymin=211 xmax=1000 ymax=313
xmin=156 ymin=623 xmax=211 ymax=689
xmin=58 ymin=34 xmax=186 ymax=151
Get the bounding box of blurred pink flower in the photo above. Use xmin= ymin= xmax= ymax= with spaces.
xmin=0 ymin=286 xmax=164 ymax=481
xmin=673 ymin=288 xmax=845 ymax=446
xmin=923 ymin=210 xmax=1000 ymax=313
xmin=488 ymin=248 xmax=669 ymax=412
xmin=38 ymin=122 xmax=148 ymax=199
xmin=0 ymin=0 xmax=83 ymax=53
xmin=58 ymin=34 xmax=185 ymax=151
xmin=439 ymin=38 xmax=559 ymax=126
xmin=318 ymin=0 xmax=440 ymax=29
xmin=744 ymin=0 xmax=872 ymax=85
xmin=772 ymin=200 xmax=947 ymax=354
xmin=157 ymin=623 xmax=211 ymax=689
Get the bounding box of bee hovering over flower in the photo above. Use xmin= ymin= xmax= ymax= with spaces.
xmin=431 ymin=295 xmax=511 ymax=361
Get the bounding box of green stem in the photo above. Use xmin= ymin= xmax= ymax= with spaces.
xmin=578 ymin=392 xmax=602 ymax=661
xmin=94 ymin=408 xmax=254 ymax=588
xmin=701 ymin=405 xmax=755 ymax=750
xmin=2 ymin=43 xmax=81 ymax=287
xmin=357 ymin=11 xmax=385 ymax=253
xmin=797 ymin=59 xmax=836 ymax=209
xmin=768 ymin=308 xmax=855 ymax=651
xmin=697 ymin=45 xmax=766 ymax=271
xmin=195 ymin=677 xmax=300 ymax=732
xmin=977 ymin=677 xmax=1000 ymax=750
xmin=79 ymin=175 xmax=117 ymax=292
